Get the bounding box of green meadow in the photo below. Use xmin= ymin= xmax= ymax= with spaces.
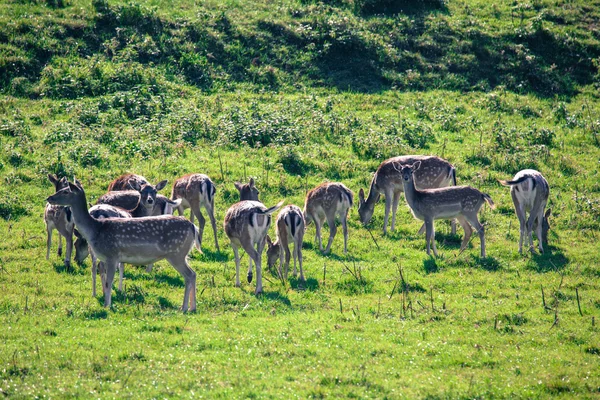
xmin=1 ymin=0 xmax=600 ymax=397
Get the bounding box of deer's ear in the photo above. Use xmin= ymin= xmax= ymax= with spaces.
xmin=68 ymin=182 xmax=79 ymax=192
xmin=48 ymin=174 xmax=58 ymax=184
xmin=128 ymin=179 xmax=141 ymax=191
xmin=545 ymin=208 xmax=552 ymax=219
xmin=375 ymin=193 xmax=381 ymax=203
xmin=74 ymin=177 xmax=84 ymax=189
xmin=249 ymin=177 xmax=255 ymax=187
xmin=358 ymin=188 xmax=365 ymax=204
xmin=155 ymin=180 xmax=168 ymax=191
xmin=266 ymin=235 xmax=273 ymax=246
xmin=234 ymin=182 xmax=242 ymax=191
xmin=412 ymin=161 xmax=422 ymax=171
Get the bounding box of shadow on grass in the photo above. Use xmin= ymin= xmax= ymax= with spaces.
xmin=261 ymin=291 xmax=291 ymax=307
xmin=198 ymin=248 xmax=229 ymax=262
xmin=290 ymin=277 xmax=320 ymax=291
xmin=423 ymin=257 xmax=439 ymax=274
xmin=472 ymin=256 xmax=502 ymax=272
xmin=154 ymin=271 xmax=184 ymax=287
xmin=83 ymin=308 xmax=108 ymax=319
xmin=53 ymin=262 xmax=86 ymax=275
xmin=528 ymin=245 xmax=569 ymax=273
xmin=157 ymin=296 xmax=178 ymax=310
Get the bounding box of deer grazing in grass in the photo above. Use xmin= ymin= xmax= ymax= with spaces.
xmin=358 ymin=156 xmax=457 ymax=235
xmin=500 ymin=169 xmax=551 ymax=254
xmin=47 ymin=178 xmax=200 ymax=312
xmin=266 ymin=205 xmax=306 ymax=282
xmin=44 ymin=174 xmax=74 ymax=268
xmin=171 ymin=174 xmax=220 ymax=252
xmin=100 ymin=174 xmax=168 ymax=217
xmin=224 ymin=200 xmax=283 ymax=294
xmin=304 ymin=182 xmax=353 ymax=254
xmin=234 ymin=178 xmax=259 ymax=201
xmin=399 ymin=161 xmax=495 ymax=258
xmin=73 ymin=204 xmax=132 ymax=297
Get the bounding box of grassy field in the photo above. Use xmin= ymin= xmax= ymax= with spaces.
xmin=1 ymin=0 xmax=600 ymax=398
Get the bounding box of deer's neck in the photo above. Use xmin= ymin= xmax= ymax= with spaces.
xmin=364 ymin=178 xmax=380 ymax=211
xmin=70 ymin=195 xmax=100 ymax=242
xmin=402 ymin=177 xmax=420 ymax=209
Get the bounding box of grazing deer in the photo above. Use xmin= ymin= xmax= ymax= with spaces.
xmin=234 ymin=178 xmax=259 ymax=201
xmin=151 ymin=195 xmax=182 ymax=216
xmin=358 ymin=155 xmax=457 ymax=235
xmin=106 ymin=173 xmax=168 ymax=215
xmin=73 ymin=204 xmax=132 ymax=297
xmin=304 ymin=182 xmax=353 ymax=254
xmin=171 ymin=174 xmax=220 ymax=251
xmin=266 ymin=205 xmax=306 ymax=282
xmin=500 ymin=169 xmax=551 ymax=254
xmin=224 ymin=200 xmax=283 ymax=294
xmin=44 ymin=174 xmax=75 ymax=268
xmin=47 ymin=179 xmax=200 ymax=312
xmin=399 ymin=162 xmax=495 ymax=258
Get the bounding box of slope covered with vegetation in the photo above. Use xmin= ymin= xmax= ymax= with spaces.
xmin=1 ymin=0 xmax=600 ymax=398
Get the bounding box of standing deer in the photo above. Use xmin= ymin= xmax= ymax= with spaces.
xmin=304 ymin=182 xmax=353 ymax=254
xmin=399 ymin=161 xmax=495 ymax=258
xmin=500 ymin=169 xmax=551 ymax=254
xmin=171 ymin=174 xmax=220 ymax=251
xmin=151 ymin=195 xmax=182 ymax=216
xmin=358 ymin=155 xmax=457 ymax=235
xmin=266 ymin=205 xmax=306 ymax=282
xmin=105 ymin=173 xmax=168 ymax=216
xmin=234 ymin=178 xmax=259 ymax=201
xmin=45 ymin=174 xmax=75 ymax=268
xmin=96 ymin=191 xmax=150 ymax=218
xmin=73 ymin=204 xmax=132 ymax=297
xmin=224 ymin=200 xmax=283 ymax=294
xmin=47 ymin=178 xmax=200 ymax=312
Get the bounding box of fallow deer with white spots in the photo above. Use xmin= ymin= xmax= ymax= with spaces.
xmin=44 ymin=174 xmax=74 ymax=268
xmin=266 ymin=205 xmax=306 ymax=282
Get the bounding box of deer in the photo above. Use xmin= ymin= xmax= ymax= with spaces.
xmin=73 ymin=204 xmax=132 ymax=297
xmin=266 ymin=205 xmax=306 ymax=282
xmin=358 ymin=155 xmax=457 ymax=235
xmin=500 ymin=169 xmax=551 ymax=254
xmin=224 ymin=200 xmax=283 ymax=295
xmin=151 ymin=195 xmax=182 ymax=216
xmin=304 ymin=182 xmax=353 ymax=255
xmin=44 ymin=174 xmax=74 ymax=268
xmin=104 ymin=173 xmax=168 ymax=216
xmin=171 ymin=174 xmax=220 ymax=252
xmin=46 ymin=178 xmax=200 ymax=312
xmin=398 ymin=161 xmax=495 ymax=258
xmin=234 ymin=178 xmax=259 ymax=201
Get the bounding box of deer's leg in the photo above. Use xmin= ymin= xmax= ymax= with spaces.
xmin=341 ymin=210 xmax=349 ymax=254
xmin=191 ymin=200 xmax=206 ymax=248
xmin=46 ymin=226 xmax=52 ymax=260
xmin=526 ymin=211 xmax=536 ymax=253
xmin=297 ymin=236 xmax=305 ymax=282
xmin=167 ymin=255 xmax=197 ymax=313
xmin=247 ymin=243 xmax=254 ymax=283
xmin=103 ymin=259 xmax=118 ymax=308
xmin=513 ymin=192 xmax=526 ymax=254
xmin=383 ymin=192 xmax=392 ymax=235
xmin=456 ymin=216 xmax=473 ymax=252
xmin=240 ymin=240 xmax=262 ymax=294
xmin=465 ymin=213 xmax=486 ymax=258
xmin=313 ymin=215 xmax=324 ymax=252
xmin=450 ymin=219 xmax=457 ymax=235
xmin=280 ymin=234 xmax=291 ymax=279
xmin=207 ymin=202 xmax=220 ymax=252
xmin=118 ymin=263 xmax=124 ymax=292
xmin=91 ymin=249 xmax=97 ymax=297
xmin=64 ymin=229 xmax=73 ymax=269
xmin=232 ymin=244 xmax=241 ymax=288
xmin=283 ymin=245 xmax=291 ymax=280
xmin=177 ymin=204 xmax=185 ymax=216
xmin=145 ymin=264 xmax=153 ymax=273
xmin=424 ymin=219 xmax=436 ymax=256
xmin=278 ymin=246 xmax=285 ymax=281
xmin=57 ymin=233 xmax=63 ymax=257
xmin=391 ymin=191 xmax=401 ymax=232
xmin=324 ymin=214 xmax=337 ymax=255
xmin=535 ymin=204 xmax=547 ymax=254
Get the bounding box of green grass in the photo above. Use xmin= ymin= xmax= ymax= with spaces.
xmin=1 ymin=0 xmax=600 ymax=398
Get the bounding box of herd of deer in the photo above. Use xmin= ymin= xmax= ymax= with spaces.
xmin=44 ymin=155 xmax=551 ymax=312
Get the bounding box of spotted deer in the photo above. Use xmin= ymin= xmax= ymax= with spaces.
xmin=234 ymin=178 xmax=259 ymax=201
xmin=266 ymin=205 xmax=306 ymax=282
xmin=44 ymin=174 xmax=74 ymax=268
xmin=96 ymin=190 xmax=149 ymax=218
xmin=151 ymin=195 xmax=182 ymax=216
xmin=73 ymin=204 xmax=132 ymax=297
xmin=399 ymin=161 xmax=495 ymax=258
xmin=224 ymin=200 xmax=283 ymax=294
xmin=105 ymin=173 xmax=168 ymax=216
xmin=47 ymin=179 xmax=200 ymax=312
xmin=358 ymin=155 xmax=457 ymax=235
xmin=304 ymin=182 xmax=353 ymax=254
xmin=500 ymin=169 xmax=551 ymax=254
xmin=171 ymin=174 xmax=220 ymax=251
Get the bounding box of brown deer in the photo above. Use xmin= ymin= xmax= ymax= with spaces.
xmin=358 ymin=155 xmax=457 ymax=235
xmin=500 ymin=169 xmax=551 ymax=254
xmin=266 ymin=205 xmax=306 ymax=282
xmin=151 ymin=195 xmax=182 ymax=216
xmin=105 ymin=173 xmax=168 ymax=216
xmin=234 ymin=178 xmax=259 ymax=201
xmin=224 ymin=200 xmax=283 ymax=294
xmin=304 ymin=182 xmax=353 ymax=254
xmin=399 ymin=161 xmax=495 ymax=258
xmin=44 ymin=174 xmax=74 ymax=268
xmin=171 ymin=174 xmax=220 ymax=251
xmin=47 ymin=178 xmax=200 ymax=312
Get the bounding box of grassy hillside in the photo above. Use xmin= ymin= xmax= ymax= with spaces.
xmin=1 ymin=0 xmax=600 ymax=398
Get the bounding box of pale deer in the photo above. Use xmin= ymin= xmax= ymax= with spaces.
xmin=73 ymin=204 xmax=132 ymax=297
xmin=399 ymin=161 xmax=495 ymax=258
xmin=151 ymin=195 xmax=182 ymax=216
xmin=224 ymin=200 xmax=283 ymax=294
xmin=358 ymin=155 xmax=457 ymax=235
xmin=106 ymin=173 xmax=168 ymax=216
xmin=234 ymin=178 xmax=259 ymax=201
xmin=500 ymin=169 xmax=551 ymax=254
xmin=304 ymin=182 xmax=353 ymax=254
xmin=47 ymin=179 xmax=200 ymax=312
xmin=266 ymin=205 xmax=306 ymax=282
xmin=44 ymin=174 xmax=74 ymax=268
xmin=171 ymin=174 xmax=220 ymax=251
